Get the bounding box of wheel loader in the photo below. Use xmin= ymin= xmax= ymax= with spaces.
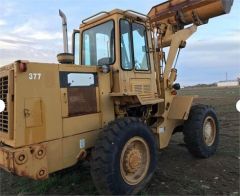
xmin=0 ymin=0 xmax=233 ymax=194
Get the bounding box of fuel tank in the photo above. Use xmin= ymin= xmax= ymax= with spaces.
xmin=148 ymin=0 xmax=234 ymax=26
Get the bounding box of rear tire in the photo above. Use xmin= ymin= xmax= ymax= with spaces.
xmin=90 ymin=117 xmax=157 ymax=195
xmin=183 ymin=104 xmax=219 ymax=158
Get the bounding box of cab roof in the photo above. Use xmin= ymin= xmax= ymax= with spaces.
xmin=80 ymin=9 xmax=149 ymax=28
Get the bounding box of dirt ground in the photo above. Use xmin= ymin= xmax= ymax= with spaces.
xmin=0 ymin=86 xmax=239 ymax=195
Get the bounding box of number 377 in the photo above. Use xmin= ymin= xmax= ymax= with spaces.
xmin=29 ymin=73 xmax=42 ymax=80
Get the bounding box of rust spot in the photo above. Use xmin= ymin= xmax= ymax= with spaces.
xmin=30 ymin=148 xmax=34 ymax=154
xmin=76 ymin=150 xmax=87 ymax=161
xmin=68 ymin=87 xmax=97 ymax=116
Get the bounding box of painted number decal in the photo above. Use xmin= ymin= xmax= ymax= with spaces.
xmin=29 ymin=73 xmax=42 ymax=80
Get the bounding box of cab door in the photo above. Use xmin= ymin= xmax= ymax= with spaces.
xmin=118 ymin=19 xmax=158 ymax=102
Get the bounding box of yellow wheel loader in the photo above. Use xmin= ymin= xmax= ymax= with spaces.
xmin=0 ymin=0 xmax=233 ymax=194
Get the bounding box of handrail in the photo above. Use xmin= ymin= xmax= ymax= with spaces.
xmin=82 ymin=11 xmax=110 ymax=24
xmin=124 ymin=10 xmax=149 ymax=19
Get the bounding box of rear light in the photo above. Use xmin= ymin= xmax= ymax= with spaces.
xmin=19 ymin=62 xmax=27 ymax=72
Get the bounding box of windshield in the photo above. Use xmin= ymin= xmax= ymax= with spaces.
xmin=82 ymin=20 xmax=115 ymax=66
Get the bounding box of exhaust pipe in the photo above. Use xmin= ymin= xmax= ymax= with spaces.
xmin=59 ymin=9 xmax=69 ymax=53
xmin=57 ymin=9 xmax=73 ymax=64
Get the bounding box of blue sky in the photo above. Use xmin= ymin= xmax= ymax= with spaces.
xmin=0 ymin=0 xmax=239 ymax=85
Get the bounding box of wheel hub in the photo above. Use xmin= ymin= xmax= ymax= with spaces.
xmin=120 ymin=137 xmax=150 ymax=185
xmin=124 ymin=149 xmax=142 ymax=173
xmin=203 ymin=117 xmax=216 ymax=146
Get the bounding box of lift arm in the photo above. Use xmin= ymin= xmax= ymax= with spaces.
xmin=148 ymin=0 xmax=233 ymax=91
xmin=164 ymin=25 xmax=197 ymax=79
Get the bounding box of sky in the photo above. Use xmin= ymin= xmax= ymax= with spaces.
xmin=0 ymin=0 xmax=239 ymax=85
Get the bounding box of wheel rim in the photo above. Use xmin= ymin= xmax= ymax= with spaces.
xmin=203 ymin=116 xmax=216 ymax=146
xmin=120 ymin=137 xmax=150 ymax=185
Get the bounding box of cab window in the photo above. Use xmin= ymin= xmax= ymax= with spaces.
xmin=120 ymin=20 xmax=133 ymax=70
xmin=120 ymin=19 xmax=150 ymax=71
xmin=132 ymin=23 xmax=149 ymax=71
xmin=82 ymin=20 xmax=115 ymax=66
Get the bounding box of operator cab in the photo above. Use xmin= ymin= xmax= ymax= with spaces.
xmin=73 ymin=10 xmax=159 ymax=104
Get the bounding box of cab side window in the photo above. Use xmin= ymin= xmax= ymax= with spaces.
xmin=120 ymin=19 xmax=150 ymax=71
xmin=120 ymin=20 xmax=133 ymax=70
xmin=132 ymin=23 xmax=150 ymax=71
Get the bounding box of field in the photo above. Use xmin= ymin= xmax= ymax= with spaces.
xmin=0 ymin=86 xmax=239 ymax=195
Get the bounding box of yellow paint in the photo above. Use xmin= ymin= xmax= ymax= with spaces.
xmin=0 ymin=1 xmax=230 ymax=179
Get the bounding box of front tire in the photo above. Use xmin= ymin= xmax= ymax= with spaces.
xmin=90 ymin=117 xmax=157 ymax=195
xmin=183 ymin=104 xmax=219 ymax=158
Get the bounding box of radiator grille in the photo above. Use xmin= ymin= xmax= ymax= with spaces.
xmin=133 ymin=84 xmax=151 ymax=94
xmin=0 ymin=76 xmax=8 ymax=133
